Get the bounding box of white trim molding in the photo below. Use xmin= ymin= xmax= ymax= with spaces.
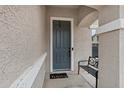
xmin=97 ymin=18 xmax=124 ymax=34
xmin=50 ymin=17 xmax=74 ymax=73
xmin=10 ymin=52 xmax=47 ymax=88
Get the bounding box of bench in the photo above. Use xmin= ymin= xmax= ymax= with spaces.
xmin=78 ymin=56 xmax=99 ymax=88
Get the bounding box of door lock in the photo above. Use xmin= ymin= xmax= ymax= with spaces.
xmin=72 ymin=48 xmax=74 ymax=51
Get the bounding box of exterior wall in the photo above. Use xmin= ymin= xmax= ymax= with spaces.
xmin=46 ymin=6 xmax=92 ymax=78
xmin=118 ymin=6 xmax=124 ymax=87
xmin=99 ymin=5 xmax=120 ymax=26
xmin=78 ymin=6 xmax=95 ymax=24
xmin=74 ymin=27 xmax=92 ymax=71
xmin=120 ymin=6 xmax=124 ymax=18
xmin=0 ymin=6 xmax=46 ymax=87
xmin=119 ymin=29 xmax=124 ymax=87
xmin=98 ymin=5 xmax=121 ymax=87
xmin=98 ymin=30 xmax=119 ymax=88
xmin=10 ymin=53 xmax=47 ymax=88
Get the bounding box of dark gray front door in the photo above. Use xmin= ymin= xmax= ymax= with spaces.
xmin=53 ymin=20 xmax=71 ymax=71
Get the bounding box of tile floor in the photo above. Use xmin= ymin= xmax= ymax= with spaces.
xmin=43 ymin=70 xmax=95 ymax=88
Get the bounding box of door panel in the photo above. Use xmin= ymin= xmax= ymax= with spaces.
xmin=53 ymin=20 xmax=71 ymax=71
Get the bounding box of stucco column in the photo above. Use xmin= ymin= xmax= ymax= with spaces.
xmin=97 ymin=5 xmax=123 ymax=87
xmin=74 ymin=27 xmax=92 ymax=73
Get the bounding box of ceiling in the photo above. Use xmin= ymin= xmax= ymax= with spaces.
xmin=48 ymin=5 xmax=104 ymax=11
xmin=48 ymin=5 xmax=80 ymax=9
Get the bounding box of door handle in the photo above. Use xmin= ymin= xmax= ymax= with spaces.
xmin=72 ymin=48 xmax=74 ymax=51
xmin=68 ymin=48 xmax=74 ymax=57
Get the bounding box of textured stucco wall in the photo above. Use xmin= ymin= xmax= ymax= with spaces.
xmin=99 ymin=5 xmax=120 ymax=26
xmin=98 ymin=6 xmax=124 ymax=88
xmin=74 ymin=27 xmax=92 ymax=71
xmin=119 ymin=29 xmax=124 ymax=87
xmin=114 ymin=6 xmax=124 ymax=86
xmin=98 ymin=30 xmax=119 ymax=88
xmin=120 ymin=6 xmax=124 ymax=18
xmin=98 ymin=6 xmax=121 ymax=87
xmin=0 ymin=5 xmax=46 ymax=87
xmin=78 ymin=6 xmax=96 ymax=25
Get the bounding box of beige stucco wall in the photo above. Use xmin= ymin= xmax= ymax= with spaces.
xmin=98 ymin=30 xmax=120 ymax=88
xmin=74 ymin=27 xmax=92 ymax=71
xmin=98 ymin=5 xmax=121 ymax=87
xmin=45 ymin=6 xmax=92 ymax=78
xmin=78 ymin=6 xmax=95 ymax=24
xmin=0 ymin=6 xmax=46 ymax=87
xmin=114 ymin=6 xmax=124 ymax=88
xmin=99 ymin=6 xmax=124 ymax=88
xmin=119 ymin=29 xmax=124 ymax=87
xmin=120 ymin=6 xmax=124 ymax=18
xmin=99 ymin=5 xmax=120 ymax=26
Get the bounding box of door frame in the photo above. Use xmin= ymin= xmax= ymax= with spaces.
xmin=50 ymin=17 xmax=74 ymax=72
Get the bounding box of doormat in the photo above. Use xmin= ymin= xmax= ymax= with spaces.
xmin=50 ymin=73 xmax=68 ymax=79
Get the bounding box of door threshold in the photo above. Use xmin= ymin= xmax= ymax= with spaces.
xmin=51 ymin=70 xmax=73 ymax=74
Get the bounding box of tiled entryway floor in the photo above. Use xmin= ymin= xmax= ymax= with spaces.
xmin=43 ymin=71 xmax=95 ymax=88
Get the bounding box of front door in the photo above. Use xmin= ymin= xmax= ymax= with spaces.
xmin=53 ymin=20 xmax=71 ymax=71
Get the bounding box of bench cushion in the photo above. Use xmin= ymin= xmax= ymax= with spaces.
xmin=80 ymin=65 xmax=98 ymax=77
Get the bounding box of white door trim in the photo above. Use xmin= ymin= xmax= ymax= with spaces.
xmin=50 ymin=17 xmax=74 ymax=73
